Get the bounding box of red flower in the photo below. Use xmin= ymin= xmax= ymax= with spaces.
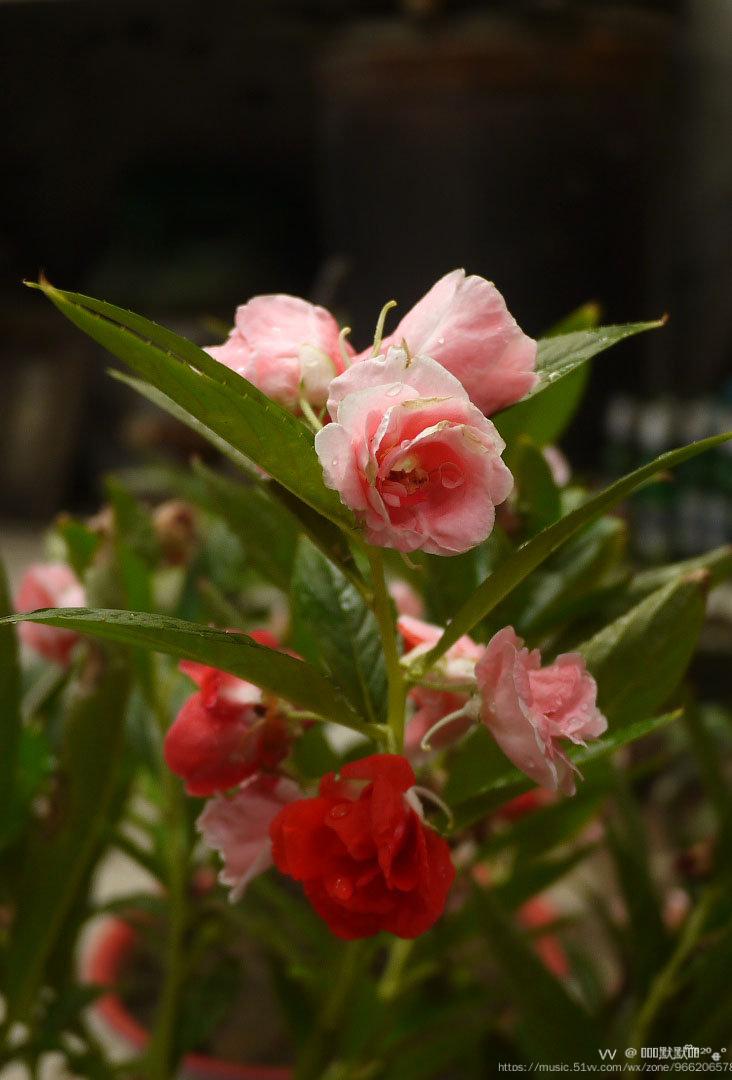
xmin=270 ymin=754 xmax=455 ymax=940
xmin=164 ymin=630 xmax=289 ymax=796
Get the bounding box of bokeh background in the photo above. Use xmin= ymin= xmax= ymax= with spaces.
xmin=1 ymin=0 xmax=731 ymax=556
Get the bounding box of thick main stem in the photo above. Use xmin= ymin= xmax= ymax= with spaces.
xmin=145 ymin=672 xmax=190 ymax=1080
xmin=366 ymin=548 xmax=406 ymax=751
xmin=296 ymin=941 xmax=369 ymax=1080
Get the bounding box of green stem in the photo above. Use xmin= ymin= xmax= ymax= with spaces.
xmin=630 ymin=886 xmax=719 ymax=1050
xmin=366 ymin=548 xmax=406 ymax=751
xmin=296 ymin=941 xmax=369 ymax=1080
xmin=300 ymin=396 xmax=324 ymax=433
xmin=145 ymin=667 xmax=190 ymax=1080
xmin=377 ymin=938 xmax=415 ymax=1002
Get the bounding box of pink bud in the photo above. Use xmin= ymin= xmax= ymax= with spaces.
xmin=206 ymin=294 xmax=352 ymax=411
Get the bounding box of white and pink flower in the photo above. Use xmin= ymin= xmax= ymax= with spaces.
xmin=476 ymin=627 xmax=607 ymax=795
xmin=206 ymin=294 xmax=352 ymax=411
xmin=197 ymin=775 xmax=301 ymax=901
xmin=361 ymin=270 xmax=537 ymax=416
xmin=398 ymin=616 xmax=484 ymax=752
xmin=315 ymin=347 xmax=513 ymax=555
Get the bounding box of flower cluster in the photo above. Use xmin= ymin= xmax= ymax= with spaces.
xmin=17 ymin=270 xmax=608 ymax=946
xmin=208 ymin=268 xmax=536 ymax=555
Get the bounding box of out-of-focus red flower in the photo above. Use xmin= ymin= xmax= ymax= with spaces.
xmin=15 ymin=562 xmax=86 ymax=665
xmin=270 ymin=754 xmax=455 ymax=940
xmin=164 ymin=630 xmax=289 ymax=797
xmin=519 ymin=897 xmax=569 ymax=979
xmin=494 ymin=788 xmax=555 ymax=823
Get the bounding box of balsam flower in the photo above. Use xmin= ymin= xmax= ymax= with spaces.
xmin=270 ymin=754 xmax=455 ymax=940
xmin=197 ymin=775 xmax=300 ymax=901
xmin=164 ymin=630 xmax=290 ymax=796
xmin=15 ymin=562 xmax=86 ymax=665
xmin=206 ymin=294 xmax=352 ymax=411
xmin=315 ymin=347 xmax=513 ymax=555
xmin=476 ymin=627 xmax=607 ymax=795
xmin=398 ymin=615 xmax=483 ymax=751
xmin=362 ymin=269 xmax=537 ymax=416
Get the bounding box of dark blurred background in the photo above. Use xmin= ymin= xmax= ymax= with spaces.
xmin=1 ymin=0 xmax=731 ymax=560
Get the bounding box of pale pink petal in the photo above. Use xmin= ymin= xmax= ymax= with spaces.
xmin=327 ymin=346 xmax=468 ymax=421
xmin=477 ymin=628 xmax=606 ymax=796
xmin=197 ymin=775 xmax=300 ymax=901
xmin=365 ymin=271 xmax=538 ymax=415
xmin=206 ymin=293 xmax=350 ymax=411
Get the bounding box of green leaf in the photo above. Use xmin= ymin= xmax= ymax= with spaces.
xmin=493 ymin=515 xmax=627 ymax=640
xmin=192 ymin=462 xmax=298 ymax=591
xmin=472 ymin=888 xmax=603 ymax=1061
xmin=417 ymin=529 xmax=511 ymax=627
xmin=626 ymin=544 xmax=732 ymax=601
xmin=54 ymin=516 xmax=101 ymax=578
xmin=445 ymin=712 xmax=680 ymax=829
xmin=413 ymin=432 xmax=731 ymax=672
xmin=606 ymin=773 xmax=669 ymax=996
xmin=544 ymin=301 xmax=602 ymax=337
xmin=2 ymin=609 xmax=374 ymax=737
xmin=512 ymin=437 xmax=561 ymax=535
xmin=0 ymin=559 xmax=21 ymax=810
xmin=494 ymin=844 xmax=597 ymax=911
xmin=494 ymin=320 xmax=662 ymax=447
xmin=292 ymin=539 xmax=388 ymax=726
xmin=3 ymin=655 xmax=131 ymax=1021
xmin=32 ymin=281 xmax=353 ymax=532
xmin=579 ymin=574 xmax=708 ymax=727
xmin=192 ymin=460 xmax=364 ymax=596
xmin=481 ymin=783 xmax=609 ymax=861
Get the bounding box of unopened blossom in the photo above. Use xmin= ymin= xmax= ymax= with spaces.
xmin=197 ymin=775 xmax=300 ymax=901
xmin=270 ymin=754 xmax=455 ymax=940
xmin=398 ymin=615 xmax=483 ymax=751
xmin=164 ymin=630 xmax=290 ymax=796
xmin=316 ymin=347 xmax=513 ymax=555
xmin=361 ymin=270 xmax=537 ymax=416
xmin=476 ymin=627 xmax=606 ymax=795
xmin=206 ymin=294 xmax=352 ymax=411
xmin=15 ymin=562 xmax=86 ymax=665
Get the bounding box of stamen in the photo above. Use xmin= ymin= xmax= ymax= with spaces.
xmin=407 ymin=785 xmax=454 ymax=828
xmin=420 ymin=699 xmax=479 ymax=751
xmin=372 ymin=299 xmax=398 ymax=356
xmin=338 ymin=325 xmax=353 ymax=368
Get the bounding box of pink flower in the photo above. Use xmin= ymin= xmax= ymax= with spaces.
xmin=476 ymin=627 xmax=607 ymax=795
xmin=315 ymin=348 xmax=513 ymax=555
xmin=362 ymin=270 xmax=537 ymax=416
xmin=388 ymin=580 xmax=425 ymax=620
xmin=398 ymin=616 xmax=484 ymax=752
xmin=15 ymin=562 xmax=86 ymax=665
xmin=206 ymin=294 xmax=352 ymax=411
xmin=197 ymin=775 xmax=300 ymax=901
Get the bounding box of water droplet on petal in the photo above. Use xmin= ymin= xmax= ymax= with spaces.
xmin=329 ymin=876 xmax=354 ymax=901
xmin=329 ymin=803 xmax=350 ymax=819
